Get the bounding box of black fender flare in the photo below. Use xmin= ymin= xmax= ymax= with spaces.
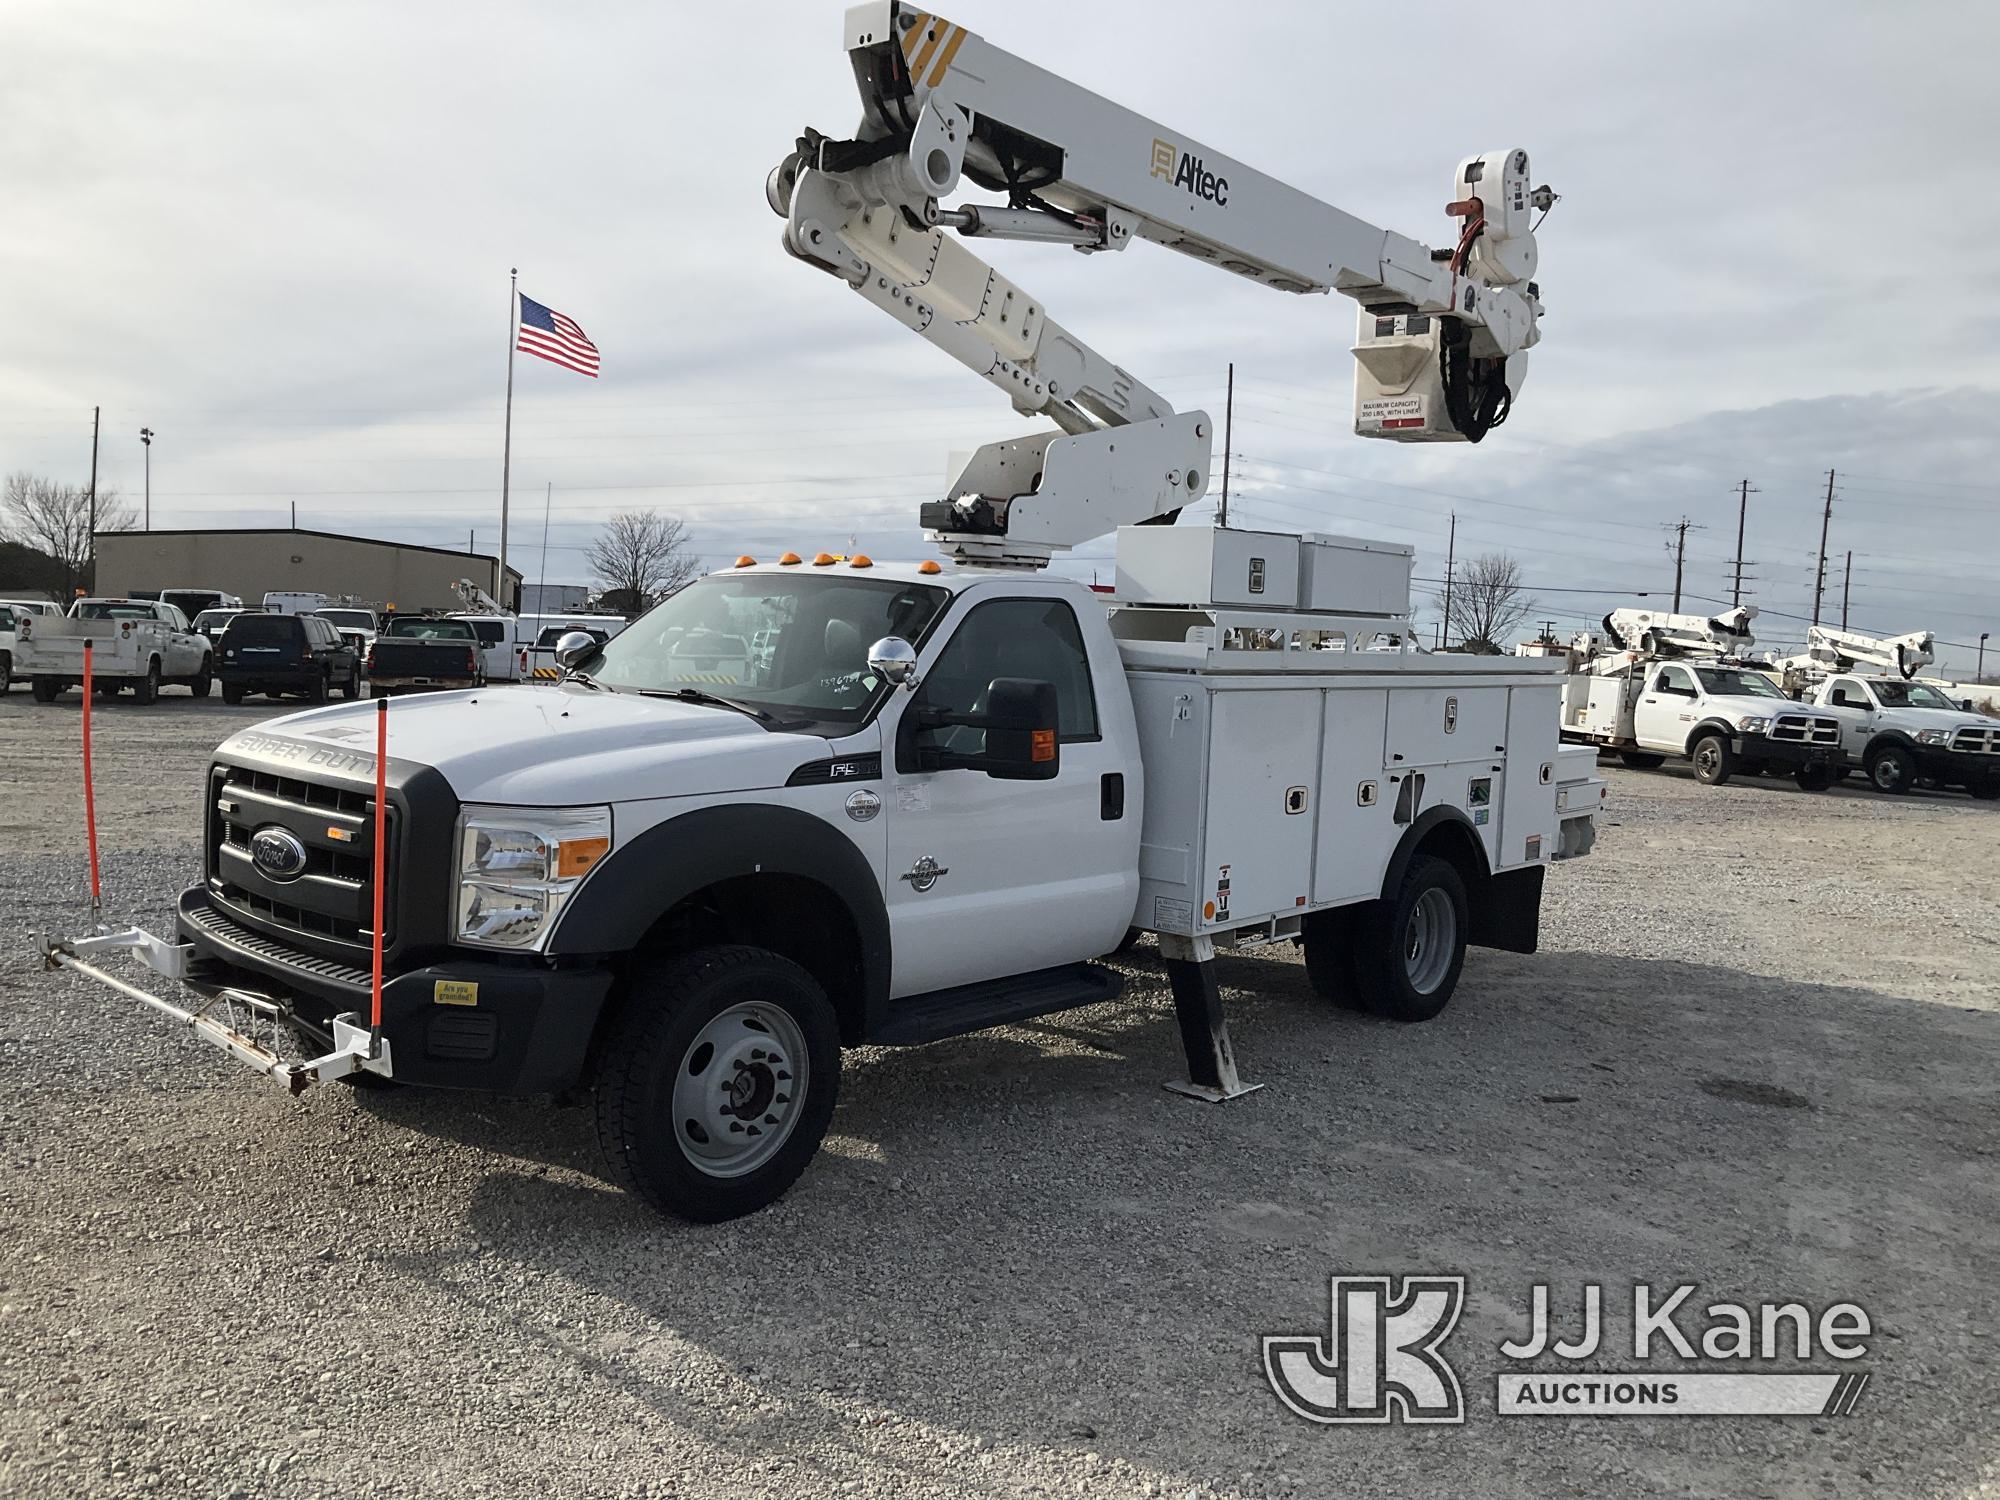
xmin=1862 ymin=730 xmax=1918 ymax=764
xmin=1683 ymin=718 xmax=1737 ymax=757
xmin=1381 ymin=805 xmax=1491 ymax=903
xmin=548 ymin=802 xmax=890 ymax=1028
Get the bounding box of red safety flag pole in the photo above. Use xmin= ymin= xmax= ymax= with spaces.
xmin=82 ymin=639 xmax=102 ymax=921
xmin=371 ymin=697 xmax=388 ymax=1041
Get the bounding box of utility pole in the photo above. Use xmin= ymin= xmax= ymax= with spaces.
xmin=1665 ymin=517 xmax=1702 ymax=613
xmin=87 ymin=406 xmax=100 ymax=587
xmin=290 ymin=500 xmax=297 ymax=529
xmin=1731 ymin=478 xmax=1758 ymax=606
xmin=1441 ymin=512 xmax=1457 ymax=648
xmin=1218 ymin=361 xmax=1233 ymax=529
xmin=1811 ymin=468 xmax=1836 ymax=626
xmin=1840 ymin=550 xmax=1853 ymax=630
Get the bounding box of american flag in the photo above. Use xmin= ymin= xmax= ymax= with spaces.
xmin=516 ymin=293 xmax=600 ymax=377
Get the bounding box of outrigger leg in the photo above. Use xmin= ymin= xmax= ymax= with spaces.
xmin=1158 ymin=934 xmax=1263 ymax=1102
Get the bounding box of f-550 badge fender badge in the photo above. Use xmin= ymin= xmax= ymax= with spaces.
xmin=900 ymin=855 xmax=949 ymax=892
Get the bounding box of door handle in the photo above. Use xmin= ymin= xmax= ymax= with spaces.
xmin=1100 ymin=772 xmax=1125 ymax=821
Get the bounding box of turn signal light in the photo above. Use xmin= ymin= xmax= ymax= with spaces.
xmin=778 ymin=552 xmax=802 ymax=565
xmin=734 ymin=555 xmax=757 ymax=568
xmin=557 ymin=836 xmax=610 ymax=878
xmin=917 ymin=560 xmax=942 ymax=575
xmin=1031 ymin=728 xmax=1056 ymax=763
xmin=327 ymin=826 xmax=356 ymax=843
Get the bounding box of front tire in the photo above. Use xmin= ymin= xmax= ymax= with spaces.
xmin=1690 ymin=733 xmax=1735 ymax=786
xmin=593 ymin=946 xmax=841 ymax=1222
xmin=1867 ymin=743 xmax=1917 ymax=795
xmin=1345 ymin=856 xmax=1470 ymax=1023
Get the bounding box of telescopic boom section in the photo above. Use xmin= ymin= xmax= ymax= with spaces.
xmin=770 ymin=2 xmax=1554 ymax=566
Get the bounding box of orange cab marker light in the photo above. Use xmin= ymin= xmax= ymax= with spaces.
xmin=849 ymin=554 xmax=873 ymax=568
xmin=734 ymin=555 xmax=757 ymax=568
xmin=812 ymin=552 xmax=838 ymax=566
xmin=557 ymin=836 xmax=610 ymax=879
xmin=917 ymin=560 xmax=942 ymax=575
xmin=1031 ymin=728 xmax=1056 ymax=762
xmin=778 ymin=552 xmax=802 ymax=566
xmin=327 ymin=826 xmax=356 ymax=844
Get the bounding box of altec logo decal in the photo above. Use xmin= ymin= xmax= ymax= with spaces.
xmin=1151 ymin=138 xmax=1229 ymax=205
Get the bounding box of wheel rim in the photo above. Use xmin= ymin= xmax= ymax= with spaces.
xmin=1873 ymin=759 xmax=1900 ymax=791
xmin=670 ymin=1001 xmax=809 ymax=1179
xmin=1695 ymin=743 xmax=1720 ymax=778
xmin=1403 ymin=887 xmax=1457 ymax=995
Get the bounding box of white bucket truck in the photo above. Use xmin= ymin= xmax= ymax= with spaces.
xmin=43 ymin=5 xmax=1600 ymax=1221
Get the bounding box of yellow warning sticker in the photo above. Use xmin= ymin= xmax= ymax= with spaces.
xmin=434 ymin=980 xmax=480 ymax=1007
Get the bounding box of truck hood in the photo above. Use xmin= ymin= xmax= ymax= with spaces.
xmin=1699 ymin=695 xmax=1827 ymax=720
xmin=1828 ymin=704 xmax=1994 ymax=733
xmin=233 ymin=685 xmax=828 ymax=805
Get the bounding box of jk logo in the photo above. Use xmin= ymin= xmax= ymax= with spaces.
xmin=1263 ymin=1275 xmax=1466 ymax=1424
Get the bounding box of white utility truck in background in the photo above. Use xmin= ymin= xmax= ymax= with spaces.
xmin=0 ymin=597 xmax=62 ymax=694
xmin=17 ymin=597 xmax=213 ymax=704
xmin=1561 ymin=606 xmax=1842 ymax=789
xmin=1806 ymin=675 xmax=2000 ymax=799
xmin=47 ymin=2 xmax=1602 ymax=1223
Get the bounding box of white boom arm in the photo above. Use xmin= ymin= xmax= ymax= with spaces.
xmin=771 ymin=3 xmax=1553 ymax=566
xmin=1775 ymin=625 xmax=1935 ymax=683
xmin=1596 ymin=606 xmax=1760 ymax=663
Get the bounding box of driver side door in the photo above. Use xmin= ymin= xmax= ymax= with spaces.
xmin=878 ymin=593 xmax=1136 ymax=999
xmin=1631 ymin=664 xmax=1698 ymax=749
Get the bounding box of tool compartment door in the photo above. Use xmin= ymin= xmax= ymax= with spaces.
xmin=1312 ymin=688 xmax=1394 ymax=906
xmin=1386 ymin=686 xmax=1509 ymax=768
xmin=1202 ymin=688 xmax=1320 ymax=926
xmin=1499 ymin=684 xmax=1560 ymax=869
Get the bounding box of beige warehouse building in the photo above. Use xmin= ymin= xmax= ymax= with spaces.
xmin=93 ymin=528 xmax=524 ymax=613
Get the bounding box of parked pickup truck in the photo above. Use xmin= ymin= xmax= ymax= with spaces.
xmin=18 ymin=598 xmax=213 ymax=704
xmin=365 ymin=616 xmax=485 ymax=697
xmin=1807 ymin=674 xmax=2000 ymax=798
xmin=0 ymin=598 xmax=62 ymax=694
xmin=57 ymin=535 xmax=1605 ymax=1223
xmin=1562 ymin=658 xmax=1842 ymax=788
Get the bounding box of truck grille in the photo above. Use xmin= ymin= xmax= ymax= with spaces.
xmin=208 ymin=766 xmax=396 ymax=957
xmin=1950 ymin=727 xmax=2000 ymax=755
xmin=1770 ymin=713 xmax=1841 ymax=746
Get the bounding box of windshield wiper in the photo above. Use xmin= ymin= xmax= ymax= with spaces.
xmin=644 ymin=687 xmax=774 ymax=723
xmin=561 ymin=666 xmax=607 ymax=691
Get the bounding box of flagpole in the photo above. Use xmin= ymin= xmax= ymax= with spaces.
xmin=500 ymin=267 xmax=518 ymax=611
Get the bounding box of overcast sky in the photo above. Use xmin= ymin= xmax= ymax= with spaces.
xmin=6 ymin=0 xmax=1998 ymax=670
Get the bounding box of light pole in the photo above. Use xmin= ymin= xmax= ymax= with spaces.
xmin=139 ymin=428 xmax=154 ymax=530
xmin=1980 ymin=632 xmax=1990 ymax=683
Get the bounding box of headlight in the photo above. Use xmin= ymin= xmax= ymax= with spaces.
xmin=1915 ymin=729 xmax=1951 ymax=746
xmin=1736 ymin=715 xmax=1769 ymax=734
xmin=455 ymin=805 xmax=611 ymax=950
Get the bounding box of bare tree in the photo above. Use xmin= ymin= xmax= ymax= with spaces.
xmin=585 ymin=509 xmax=700 ymax=609
xmin=2 ymin=472 xmax=136 ymax=598
xmin=1438 ymin=552 xmax=1536 ymax=653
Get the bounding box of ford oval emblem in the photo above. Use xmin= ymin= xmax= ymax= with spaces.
xmin=250 ymin=825 xmax=309 ymax=882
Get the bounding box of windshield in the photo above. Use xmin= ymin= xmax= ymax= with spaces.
xmin=1695 ymin=667 xmax=1784 ymax=699
xmin=385 ymin=617 xmax=475 ymax=639
xmin=315 ymin=609 xmax=375 ymax=630
xmin=76 ymin=601 xmax=156 ymax=621
xmin=1873 ymin=680 xmax=1958 ymax=710
xmin=581 ymin=573 xmax=950 ymax=724
xmin=193 ymin=610 xmax=239 ymax=633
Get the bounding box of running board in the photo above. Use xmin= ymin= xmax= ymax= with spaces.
xmin=871 ymin=963 xmax=1125 ymax=1046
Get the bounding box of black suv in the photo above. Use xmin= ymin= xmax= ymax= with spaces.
xmin=217 ymin=613 xmax=360 ymax=704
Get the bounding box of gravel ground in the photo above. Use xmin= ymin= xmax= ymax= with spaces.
xmin=1 ymin=692 xmax=1995 ymax=1499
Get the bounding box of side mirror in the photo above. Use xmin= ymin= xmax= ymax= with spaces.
xmin=868 ymin=636 xmax=920 ymax=688
xmin=554 ymin=630 xmax=597 ymax=669
xmin=918 ymin=677 xmax=1061 ymax=780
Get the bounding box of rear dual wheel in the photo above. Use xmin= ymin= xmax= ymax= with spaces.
xmin=1303 ymin=856 xmax=1469 ymax=1023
